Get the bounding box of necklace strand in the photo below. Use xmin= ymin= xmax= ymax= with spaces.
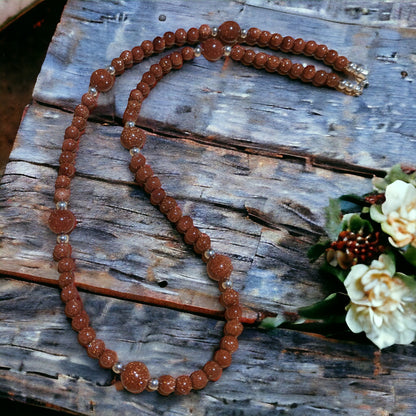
xmin=48 ymin=21 xmax=368 ymax=395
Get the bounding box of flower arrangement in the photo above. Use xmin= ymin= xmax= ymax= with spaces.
xmin=262 ymin=165 xmax=416 ymax=349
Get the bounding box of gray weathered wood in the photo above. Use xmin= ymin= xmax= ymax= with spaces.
xmin=1 ymin=0 xmax=416 ymax=415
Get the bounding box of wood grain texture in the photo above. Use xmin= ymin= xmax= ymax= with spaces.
xmin=1 ymin=0 xmax=416 ymax=415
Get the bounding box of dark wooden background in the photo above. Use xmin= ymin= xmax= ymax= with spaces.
xmin=1 ymin=0 xmax=416 ymax=415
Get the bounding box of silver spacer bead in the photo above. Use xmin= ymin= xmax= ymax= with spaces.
xmin=222 ymin=279 xmax=233 ymax=290
xmin=112 ymin=362 xmax=124 ymax=374
xmin=106 ymin=65 xmax=116 ymax=76
xmin=88 ymin=86 xmax=98 ymax=97
xmin=211 ymin=26 xmax=218 ymax=37
xmin=194 ymin=46 xmax=202 ymax=58
xmin=240 ymin=28 xmax=247 ymax=39
xmin=224 ymin=45 xmax=232 ymax=57
xmin=147 ymin=378 xmax=159 ymax=391
xmin=57 ymin=234 xmax=69 ymax=244
xmin=124 ymin=121 xmax=135 ymax=128
xmin=204 ymin=248 xmax=215 ymax=259
xmin=56 ymin=201 xmax=68 ymax=210
xmin=129 ymin=147 xmax=141 ymax=156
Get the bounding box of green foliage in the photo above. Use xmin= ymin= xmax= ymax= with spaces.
xmin=298 ymin=293 xmax=348 ymax=322
xmin=324 ymin=198 xmax=342 ymax=241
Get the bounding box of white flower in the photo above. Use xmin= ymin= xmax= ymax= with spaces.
xmin=344 ymin=254 xmax=416 ymax=349
xmin=370 ymin=180 xmax=416 ymax=248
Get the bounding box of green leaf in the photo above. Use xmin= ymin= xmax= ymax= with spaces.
xmin=298 ymin=293 xmax=348 ymax=321
xmin=320 ymin=262 xmax=349 ymax=283
xmin=324 ymin=198 xmax=342 ymax=241
xmin=259 ymin=315 xmax=287 ymax=329
xmin=384 ymin=164 xmax=412 ymax=185
xmin=404 ymin=244 xmax=416 ymax=267
xmin=339 ymin=194 xmax=368 ymax=211
xmin=346 ymin=213 xmax=373 ymax=234
xmin=307 ymin=241 xmax=330 ymax=263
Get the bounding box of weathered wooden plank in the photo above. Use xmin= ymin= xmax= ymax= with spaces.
xmin=1 ymin=278 xmax=416 ymax=416
xmin=32 ymin=0 xmax=416 ymax=169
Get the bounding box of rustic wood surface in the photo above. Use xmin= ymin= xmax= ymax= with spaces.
xmin=1 ymin=0 xmax=416 ymax=415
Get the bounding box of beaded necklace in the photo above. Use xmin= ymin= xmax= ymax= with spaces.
xmin=48 ymin=21 xmax=368 ymax=395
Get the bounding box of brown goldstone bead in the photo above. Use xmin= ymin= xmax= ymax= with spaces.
xmin=111 ymin=57 xmax=125 ymax=75
xmin=326 ymin=72 xmax=340 ymax=88
xmin=224 ymin=319 xmax=244 ymax=337
xmin=150 ymin=188 xmax=166 ymax=206
xmin=141 ymin=40 xmax=154 ymax=57
xmin=136 ymin=81 xmax=150 ymax=98
xmin=203 ymin=361 xmax=222 ymax=382
xmin=269 ymin=33 xmax=283 ymax=50
xmin=182 ymin=46 xmax=195 ymax=61
xmin=293 ymin=38 xmax=305 ymax=54
xmin=159 ymin=196 xmax=176 ymax=214
xmin=175 ymin=28 xmax=187 ymax=45
xmin=144 ymin=176 xmax=161 ymax=194
xmin=230 ymin=45 xmax=245 ymax=61
xmin=129 ymin=153 xmax=146 ymax=172
xmin=245 ymin=27 xmax=261 ymax=45
xmin=71 ymin=310 xmax=89 ymax=331
xmin=153 ymin=36 xmax=166 ymax=53
xmin=65 ymin=298 xmax=82 ymax=318
xmin=158 ymin=375 xmax=176 ymax=396
xmin=99 ymin=349 xmax=118 ymax=369
xmin=253 ymin=52 xmax=268 ymax=69
xmin=170 ymin=51 xmax=183 ymax=69
xmin=312 ymin=70 xmax=328 ymax=87
xmin=123 ymin=104 xmax=141 ymax=123
xmin=150 ymin=64 xmax=164 ymax=80
xmin=64 ymin=125 xmax=80 ymax=140
xmin=72 ymin=116 xmax=86 ymax=131
xmin=258 ymin=30 xmax=272 ymax=47
xmin=207 ymin=254 xmax=233 ymax=281
xmin=186 ymin=27 xmax=199 ymax=44
xmin=220 ymin=335 xmax=239 ymax=353
xmin=121 ymin=361 xmax=150 ymax=394
xmin=199 ymin=24 xmax=212 ymax=40
xmin=53 ymin=243 xmax=72 ymax=261
xmin=190 ymin=370 xmax=208 ymax=390
xmin=159 ymin=56 xmax=172 ymax=74
xmin=241 ymin=49 xmax=256 ymax=66
xmin=120 ymin=50 xmax=133 ymax=68
xmin=58 ymin=257 xmax=75 ymax=273
xmin=201 ymin=38 xmax=224 ymax=62
xmin=224 ymin=305 xmax=242 ymax=321
xmin=58 ymin=271 xmax=74 ymax=288
xmin=214 ymin=349 xmax=232 ymax=368
xmin=218 ymin=21 xmax=241 ymax=44
xmin=280 ymin=36 xmax=295 ymax=52
xmin=87 ymin=338 xmax=105 ymax=359
xmin=323 ymin=49 xmax=338 ymax=65
xmin=59 ymin=163 xmax=76 ymax=178
xmin=314 ymin=44 xmax=328 ymax=59
xmin=61 ymin=283 xmax=78 ymax=302
xmin=277 ymin=58 xmax=292 ymax=75
xmin=176 ymin=216 xmax=193 ymax=234
xmin=194 ymin=233 xmax=211 ymax=254
xmin=288 ymin=63 xmax=304 ymax=79
xmin=301 ymin=65 xmax=316 ymax=82
xmin=163 ymin=31 xmax=176 ymax=47
xmin=74 ymin=104 xmax=89 ymax=119
xmin=54 ymin=187 xmax=70 ymax=203
xmin=59 ymin=151 xmax=75 ymax=164
xmin=167 ymin=205 xmax=182 ymax=223
xmin=129 ymin=89 xmax=144 ymax=102
xmin=62 ymin=139 xmax=77 ymax=152
xmin=220 ymin=288 xmax=239 ymax=307
xmin=334 ymin=55 xmax=349 ymax=71
xmin=135 ymin=164 xmax=153 ymax=186
xmin=175 ymin=375 xmax=192 ymax=395
xmin=265 ymin=56 xmax=280 ymax=72
xmin=304 ymin=40 xmax=318 ymax=56
xmin=184 ymin=226 xmax=201 ymax=244
xmin=90 ymin=68 xmax=114 ymax=92
xmin=132 ymin=45 xmax=145 ymax=63
xmin=142 ymin=71 xmax=157 ymax=88
xmin=81 ymin=92 xmax=98 ymax=111
xmin=48 ymin=209 xmax=76 ymax=234
xmin=78 ymin=326 xmax=96 ymax=346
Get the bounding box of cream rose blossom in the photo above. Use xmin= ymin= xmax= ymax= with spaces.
xmin=344 ymin=254 xmax=416 ymax=349
xmin=370 ymin=180 xmax=416 ymax=248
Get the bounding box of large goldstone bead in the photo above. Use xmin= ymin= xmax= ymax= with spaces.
xmin=121 ymin=361 xmax=150 ymax=394
xmin=48 ymin=209 xmax=76 ymax=234
xmin=207 ymin=254 xmax=233 ymax=281
xmin=218 ymin=21 xmax=241 ymax=44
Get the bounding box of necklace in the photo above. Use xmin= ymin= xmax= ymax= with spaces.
xmin=47 ymin=21 xmax=368 ymax=395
